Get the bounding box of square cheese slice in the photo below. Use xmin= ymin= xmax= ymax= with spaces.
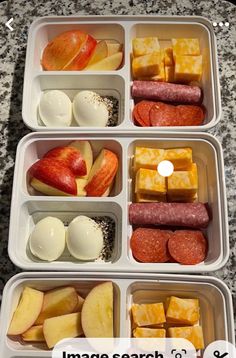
xmin=136 ymin=168 xmax=167 ymax=196
xmin=134 ymin=147 xmax=165 ymax=171
xmin=174 ymin=55 xmax=203 ymax=83
xmin=165 ymin=65 xmax=175 ymax=83
xmin=166 ymin=296 xmax=200 ymax=325
xmin=164 ymin=47 xmax=174 ymax=66
xmin=132 ymin=37 xmax=160 ymax=57
xmin=167 ymin=163 xmax=198 ymax=196
xmin=164 ymin=148 xmax=193 ymax=170
xmin=131 ymin=303 xmax=166 ymax=326
xmin=172 ymin=38 xmax=201 ymax=56
xmin=136 ymin=192 xmax=167 ymax=203
xmin=168 ymin=326 xmax=205 ymax=350
xmin=132 ymin=52 xmax=162 ymax=78
xmin=133 ymin=327 xmax=166 ymax=338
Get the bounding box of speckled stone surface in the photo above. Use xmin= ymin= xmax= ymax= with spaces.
xmin=0 ymin=0 xmax=235 ymax=322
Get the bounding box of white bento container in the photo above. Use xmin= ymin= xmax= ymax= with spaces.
xmin=8 ymin=131 xmax=228 ymax=272
xmin=0 ymin=272 xmax=234 ymax=358
xmin=22 ymin=16 xmax=221 ymax=131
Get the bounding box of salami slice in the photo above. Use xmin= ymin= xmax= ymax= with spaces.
xmin=168 ymin=230 xmax=207 ymax=265
xmin=136 ymin=100 xmax=155 ymax=126
xmin=133 ymin=104 xmax=146 ymax=127
xmin=132 ymin=81 xmax=202 ymax=104
xmin=177 ymin=105 xmax=205 ymax=126
xmin=129 ymin=203 xmax=210 ymax=229
xmin=130 ymin=228 xmax=172 ymax=263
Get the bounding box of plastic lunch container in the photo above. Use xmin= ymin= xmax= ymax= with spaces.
xmin=22 ymin=16 xmax=221 ymax=131
xmin=8 ymin=131 xmax=228 ymax=272
xmin=0 ymin=272 xmax=234 ymax=357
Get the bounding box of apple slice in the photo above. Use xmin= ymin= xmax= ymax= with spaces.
xmin=35 ymin=286 xmax=78 ymax=325
xmin=44 ymin=146 xmax=87 ymax=176
xmin=74 ymin=295 xmax=85 ymax=312
xmin=68 ymin=141 xmax=93 ymax=179
xmin=43 ymin=312 xmax=83 ymax=349
xmin=85 ymin=52 xmax=123 ymax=71
xmin=107 ymin=43 xmax=123 ymax=56
xmin=86 ymin=40 xmax=108 ymax=67
xmin=76 ymin=178 xmax=87 ymax=196
xmin=81 ymin=282 xmax=113 ymax=338
xmin=8 ymin=287 xmax=44 ymax=336
xmin=22 ymin=325 xmax=45 ymax=342
xmin=85 ymin=149 xmax=118 ymax=197
xmin=29 ymin=158 xmax=77 ymax=196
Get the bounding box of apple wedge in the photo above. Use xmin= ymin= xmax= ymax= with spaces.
xmin=85 ymin=52 xmax=123 ymax=71
xmin=35 ymin=286 xmax=78 ymax=325
xmin=74 ymin=295 xmax=85 ymax=312
xmin=68 ymin=141 xmax=93 ymax=179
xmin=86 ymin=40 xmax=108 ymax=67
xmin=8 ymin=287 xmax=44 ymax=336
xmin=22 ymin=325 xmax=45 ymax=342
xmin=76 ymin=178 xmax=87 ymax=196
xmin=107 ymin=43 xmax=123 ymax=56
xmin=81 ymin=282 xmax=113 ymax=338
xmin=85 ymin=149 xmax=118 ymax=197
xmin=43 ymin=312 xmax=83 ymax=349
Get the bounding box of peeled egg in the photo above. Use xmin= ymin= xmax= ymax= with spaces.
xmin=73 ymin=90 xmax=109 ymax=127
xmin=29 ymin=217 xmax=66 ymax=261
xmin=66 ymin=215 xmax=104 ymax=260
xmin=39 ymin=90 xmax=72 ymax=127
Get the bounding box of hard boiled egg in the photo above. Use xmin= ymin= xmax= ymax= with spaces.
xmin=29 ymin=217 xmax=66 ymax=261
xmin=66 ymin=215 xmax=104 ymax=260
xmin=73 ymin=90 xmax=109 ymax=127
xmin=39 ymin=90 xmax=72 ymax=127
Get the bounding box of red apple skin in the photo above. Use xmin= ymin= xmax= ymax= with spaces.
xmin=63 ymin=35 xmax=97 ymax=70
xmin=29 ymin=158 xmax=77 ymax=195
xmin=44 ymin=146 xmax=87 ymax=176
xmin=42 ymin=30 xmax=88 ymax=70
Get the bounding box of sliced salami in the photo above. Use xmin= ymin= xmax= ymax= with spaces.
xmin=136 ymin=100 xmax=155 ymax=126
xmin=168 ymin=230 xmax=207 ymax=265
xmin=129 ymin=203 xmax=210 ymax=229
xmin=133 ymin=104 xmax=146 ymax=127
xmin=130 ymin=228 xmax=172 ymax=263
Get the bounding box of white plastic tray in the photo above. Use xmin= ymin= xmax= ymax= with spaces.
xmin=0 ymin=272 xmax=234 ymax=357
xmin=8 ymin=131 xmax=228 ymax=272
xmin=22 ymin=16 xmax=221 ymax=131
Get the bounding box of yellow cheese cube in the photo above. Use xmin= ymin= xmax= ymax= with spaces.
xmin=164 ymin=148 xmax=193 ymax=170
xmin=134 ymin=147 xmax=165 ymax=171
xmin=132 ymin=37 xmax=160 ymax=57
xmin=172 ymin=38 xmax=200 ymax=56
xmin=165 ymin=66 xmax=175 ymax=83
xmin=168 ymin=326 xmax=205 ymax=350
xmin=136 ymin=168 xmax=167 ymax=196
xmin=133 ymin=327 xmax=166 ymax=338
xmin=164 ymin=47 xmax=174 ymax=66
xmin=132 ymin=52 xmax=162 ymax=78
xmin=131 ymin=303 xmax=166 ymax=326
xmin=166 ymin=296 xmax=200 ymax=325
xmin=174 ymin=55 xmax=203 ymax=83
xmin=136 ymin=192 xmax=167 ymax=203
xmin=167 ymin=163 xmax=198 ymax=196
xmin=167 ymin=192 xmax=198 ymax=203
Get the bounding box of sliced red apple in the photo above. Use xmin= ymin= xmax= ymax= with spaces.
xmin=85 ymin=149 xmax=118 ymax=197
xmin=29 ymin=158 xmax=77 ymax=196
xmin=107 ymin=42 xmax=123 ymax=56
xmin=85 ymin=40 xmax=108 ymax=67
xmin=44 ymin=146 xmax=87 ymax=176
xmin=76 ymin=178 xmax=87 ymax=196
xmin=68 ymin=141 xmax=93 ymax=179
xmin=85 ymin=52 xmax=123 ymax=71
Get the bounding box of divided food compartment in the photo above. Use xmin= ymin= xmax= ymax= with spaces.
xmin=23 ymin=16 xmax=221 ymax=131
xmin=8 ymin=132 xmax=228 ymax=272
xmin=0 ymin=272 xmax=234 ymax=358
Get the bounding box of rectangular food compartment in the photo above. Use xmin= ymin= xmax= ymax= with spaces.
xmin=23 ymin=74 xmax=125 ymax=130
xmin=0 ymin=273 xmax=234 ymax=358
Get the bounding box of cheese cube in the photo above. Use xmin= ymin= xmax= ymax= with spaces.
xmin=132 ymin=52 xmax=162 ymax=78
xmin=164 ymin=148 xmax=193 ymax=170
xmin=133 ymin=327 xmax=166 ymax=338
xmin=136 ymin=192 xmax=167 ymax=203
xmin=167 ymin=163 xmax=198 ymax=196
xmin=136 ymin=168 xmax=167 ymax=196
xmin=167 ymin=192 xmax=198 ymax=203
xmin=134 ymin=147 xmax=165 ymax=171
xmin=172 ymin=38 xmax=200 ymax=56
xmin=132 ymin=37 xmax=160 ymax=57
xmin=164 ymin=47 xmax=174 ymax=66
xmin=166 ymin=296 xmax=200 ymax=325
xmin=168 ymin=326 xmax=205 ymax=350
xmin=165 ymin=66 xmax=175 ymax=83
xmin=131 ymin=303 xmax=166 ymax=326
xmin=174 ymin=55 xmax=203 ymax=83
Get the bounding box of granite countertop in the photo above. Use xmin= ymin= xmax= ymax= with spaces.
xmin=0 ymin=0 xmax=235 ymax=320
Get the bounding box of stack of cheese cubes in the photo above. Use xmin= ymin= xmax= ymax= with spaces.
xmin=132 ymin=37 xmax=202 ymax=83
xmin=131 ymin=296 xmax=205 ymax=350
xmin=133 ymin=146 xmax=198 ymax=203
